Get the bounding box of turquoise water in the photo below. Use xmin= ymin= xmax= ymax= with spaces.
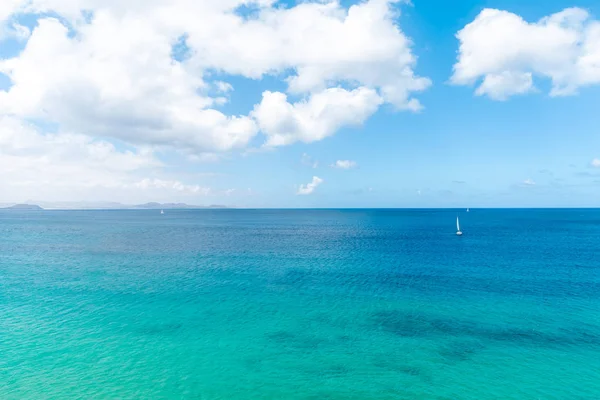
xmin=1 ymin=209 xmax=599 ymax=399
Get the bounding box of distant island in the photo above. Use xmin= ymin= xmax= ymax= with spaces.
xmin=3 ymin=204 xmax=44 ymax=210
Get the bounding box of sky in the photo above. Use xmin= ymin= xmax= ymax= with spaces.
xmin=0 ymin=0 xmax=599 ymax=208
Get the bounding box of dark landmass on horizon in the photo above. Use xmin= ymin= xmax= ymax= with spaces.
xmin=3 ymin=204 xmax=44 ymax=210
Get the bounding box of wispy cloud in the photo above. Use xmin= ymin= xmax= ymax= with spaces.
xmin=214 ymin=81 xmax=233 ymax=94
xmin=134 ymin=179 xmax=212 ymax=195
xmin=301 ymin=153 xmax=319 ymax=169
xmin=523 ymin=178 xmax=536 ymax=186
xmin=297 ymin=176 xmax=324 ymax=195
xmin=591 ymin=159 xmax=600 ymax=168
xmin=331 ymin=160 xmax=357 ymax=169
xmin=187 ymin=153 xmax=222 ymax=163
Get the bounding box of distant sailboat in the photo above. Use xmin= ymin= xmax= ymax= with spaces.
xmin=160 ymin=209 xmax=164 ymax=215
xmin=456 ymin=216 xmax=463 ymax=236
xmin=466 ymin=208 xmax=470 ymax=212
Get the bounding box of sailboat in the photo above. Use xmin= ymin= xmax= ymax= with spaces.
xmin=160 ymin=209 xmax=164 ymax=215
xmin=466 ymin=208 xmax=470 ymax=212
xmin=456 ymin=216 xmax=463 ymax=236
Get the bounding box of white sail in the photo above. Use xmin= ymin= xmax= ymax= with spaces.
xmin=456 ymin=216 xmax=460 ymax=231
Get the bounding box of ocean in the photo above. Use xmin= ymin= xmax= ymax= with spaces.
xmin=1 ymin=209 xmax=599 ymax=399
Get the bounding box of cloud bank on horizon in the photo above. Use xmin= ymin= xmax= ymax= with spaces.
xmin=0 ymin=1 xmax=599 ymax=204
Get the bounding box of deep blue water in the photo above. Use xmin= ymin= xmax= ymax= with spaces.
xmin=1 ymin=209 xmax=599 ymax=399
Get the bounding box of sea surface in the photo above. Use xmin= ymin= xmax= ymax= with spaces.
xmin=1 ymin=209 xmax=599 ymax=399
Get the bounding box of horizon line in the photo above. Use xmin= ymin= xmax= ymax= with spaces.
xmin=3 ymin=206 xmax=600 ymax=211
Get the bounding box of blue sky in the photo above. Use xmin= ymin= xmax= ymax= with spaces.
xmin=0 ymin=0 xmax=599 ymax=207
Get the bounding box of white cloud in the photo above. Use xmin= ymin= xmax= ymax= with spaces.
xmin=134 ymin=179 xmax=211 ymax=195
xmin=452 ymin=8 xmax=600 ymax=99
xmin=0 ymin=1 xmax=26 ymax=40
xmin=523 ymin=178 xmax=536 ymax=186
xmin=0 ymin=22 xmax=31 ymax=41
xmin=591 ymin=158 xmax=600 ymax=167
xmin=301 ymin=153 xmax=319 ymax=168
xmin=214 ymin=81 xmax=234 ymax=94
xmin=297 ymin=176 xmax=323 ymax=195
xmin=0 ymin=1 xmax=20 ymax=21
xmin=0 ymin=0 xmax=430 ymax=201
xmin=331 ymin=160 xmax=357 ymax=169
xmin=268 ymin=0 xmax=432 ymax=108
xmin=187 ymin=153 xmax=222 ymax=163
xmin=0 ymin=16 xmax=258 ymax=152
xmin=0 ymin=0 xmax=428 ymax=152
xmin=0 ymin=116 xmax=150 ymax=194
xmin=474 ymin=71 xmax=534 ymax=100
xmin=0 ymin=116 xmax=217 ymax=202
xmin=253 ymin=87 xmax=383 ymax=147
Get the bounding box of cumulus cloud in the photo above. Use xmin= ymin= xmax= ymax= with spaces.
xmin=523 ymin=178 xmax=536 ymax=186
xmin=0 ymin=0 xmax=429 ymax=152
xmin=253 ymin=87 xmax=383 ymax=147
xmin=591 ymin=158 xmax=600 ymax=167
xmin=331 ymin=160 xmax=357 ymax=169
xmin=297 ymin=176 xmax=324 ymax=195
xmin=452 ymin=8 xmax=600 ymax=99
xmin=0 ymin=0 xmax=430 ymax=200
xmin=0 ymin=16 xmax=258 ymax=152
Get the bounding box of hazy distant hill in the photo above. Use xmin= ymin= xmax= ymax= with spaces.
xmin=4 ymin=204 xmax=43 ymax=210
